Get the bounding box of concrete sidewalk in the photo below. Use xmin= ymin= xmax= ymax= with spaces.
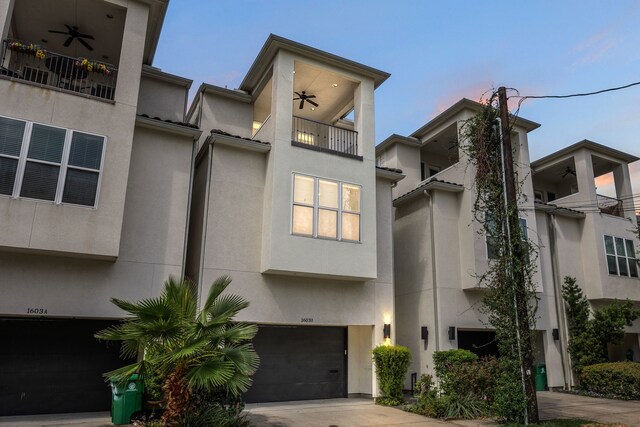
xmin=538 ymin=391 xmax=640 ymax=426
xmin=0 ymin=412 xmax=113 ymax=427
xmin=1 ymin=392 xmax=638 ymax=426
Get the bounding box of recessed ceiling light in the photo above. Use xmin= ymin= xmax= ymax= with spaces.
xmin=106 ymin=14 xmax=114 ymax=19
xmin=293 ymin=70 xmax=296 ymax=74
xmin=311 ymin=107 xmax=316 ymax=111
xmin=332 ymin=83 xmax=338 ymax=87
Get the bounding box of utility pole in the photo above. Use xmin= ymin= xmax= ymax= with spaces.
xmin=497 ymin=86 xmax=539 ymax=423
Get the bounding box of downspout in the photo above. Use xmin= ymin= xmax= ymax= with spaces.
xmin=548 ymin=213 xmax=573 ymax=389
xmin=424 ymin=190 xmax=440 ymax=354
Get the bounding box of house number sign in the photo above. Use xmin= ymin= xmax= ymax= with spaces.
xmin=300 ymin=317 xmax=314 ymax=323
xmin=26 ymin=308 xmax=48 ymax=314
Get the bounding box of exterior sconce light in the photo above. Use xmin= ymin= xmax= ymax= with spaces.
xmin=448 ymin=326 xmax=456 ymax=340
xmin=383 ymin=324 xmax=391 ymax=340
xmin=552 ymin=328 xmax=560 ymax=341
xmin=421 ymin=326 xmax=429 ymax=341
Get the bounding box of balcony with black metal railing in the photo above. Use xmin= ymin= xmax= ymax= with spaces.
xmin=291 ymin=116 xmax=359 ymax=159
xmin=0 ymin=39 xmax=117 ymax=101
xmin=597 ymin=193 xmax=624 ymax=217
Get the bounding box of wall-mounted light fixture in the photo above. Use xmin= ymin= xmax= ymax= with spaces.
xmin=552 ymin=328 xmax=559 ymax=341
xmin=421 ymin=326 xmax=429 ymax=341
xmin=383 ymin=324 xmax=391 ymax=340
xmin=448 ymin=326 xmax=456 ymax=340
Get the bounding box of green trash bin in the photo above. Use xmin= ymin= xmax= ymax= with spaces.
xmin=534 ymin=364 xmax=548 ymax=391
xmin=111 ymin=374 xmax=144 ymax=425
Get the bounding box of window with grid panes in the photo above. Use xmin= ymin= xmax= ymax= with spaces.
xmin=604 ymin=235 xmax=638 ymax=278
xmin=0 ymin=115 xmax=105 ymax=207
xmin=292 ymin=173 xmax=361 ymax=242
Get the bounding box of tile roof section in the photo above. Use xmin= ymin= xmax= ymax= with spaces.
xmin=137 ymin=114 xmax=199 ymax=129
xmin=534 ymin=200 xmax=586 ymax=217
xmin=210 ymin=129 xmax=271 ymax=146
xmin=393 ymin=177 xmax=464 ymax=205
xmin=375 ymin=165 xmax=403 ymax=174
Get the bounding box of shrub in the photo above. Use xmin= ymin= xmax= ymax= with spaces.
xmin=372 ymin=345 xmax=411 ymax=403
xmin=414 ymin=374 xmax=436 ymax=400
xmin=580 ymin=362 xmax=640 ymax=399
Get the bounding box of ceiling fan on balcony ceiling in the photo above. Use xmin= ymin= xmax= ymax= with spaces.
xmin=293 ymin=91 xmax=319 ymax=110
xmin=562 ymin=166 xmax=577 ymax=178
xmin=48 ymin=24 xmax=95 ymax=51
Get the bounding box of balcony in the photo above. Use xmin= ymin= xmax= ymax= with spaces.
xmin=291 ymin=116 xmax=359 ymax=159
xmin=1 ymin=39 xmax=117 ymax=101
xmin=598 ymin=194 xmax=624 ymax=217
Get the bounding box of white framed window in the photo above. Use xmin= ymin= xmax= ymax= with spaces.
xmin=604 ymin=235 xmax=638 ymax=278
xmin=0 ymin=115 xmax=106 ymax=208
xmin=292 ymin=173 xmax=361 ymax=242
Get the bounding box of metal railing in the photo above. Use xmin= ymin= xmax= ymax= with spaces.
xmin=597 ymin=193 xmax=624 ymax=217
xmin=1 ymin=39 xmax=117 ymax=100
xmin=292 ymin=116 xmax=358 ymax=157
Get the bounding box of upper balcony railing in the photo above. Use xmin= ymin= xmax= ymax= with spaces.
xmin=292 ymin=116 xmax=359 ymax=159
xmin=597 ymin=193 xmax=624 ymax=217
xmin=0 ymin=39 xmax=117 ymax=101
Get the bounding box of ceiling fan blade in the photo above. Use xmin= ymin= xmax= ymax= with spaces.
xmin=306 ymin=95 xmax=316 ymax=99
xmin=65 ymin=24 xmax=73 ymax=32
xmin=78 ymin=33 xmax=95 ymax=40
xmin=48 ymin=30 xmax=68 ymax=34
xmin=307 ymin=99 xmax=319 ymax=107
xmin=63 ymin=36 xmax=74 ymax=47
xmin=78 ymin=37 xmax=94 ymax=51
xmin=294 ymin=92 xmax=302 ymax=97
xmin=293 ymin=97 xmax=301 ymax=100
xmin=299 ymin=100 xmax=305 ymax=109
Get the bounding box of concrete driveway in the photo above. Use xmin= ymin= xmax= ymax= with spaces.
xmin=538 ymin=391 xmax=640 ymax=426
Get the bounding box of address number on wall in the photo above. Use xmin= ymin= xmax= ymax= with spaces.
xmin=26 ymin=308 xmax=48 ymax=315
xmin=300 ymin=317 xmax=314 ymax=323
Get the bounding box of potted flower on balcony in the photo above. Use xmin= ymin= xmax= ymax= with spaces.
xmin=74 ymin=57 xmax=114 ymax=76
xmin=7 ymin=40 xmax=46 ymax=59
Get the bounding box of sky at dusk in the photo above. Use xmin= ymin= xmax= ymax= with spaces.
xmin=154 ymin=0 xmax=640 ymax=211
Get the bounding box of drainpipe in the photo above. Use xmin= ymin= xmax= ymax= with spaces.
xmin=424 ymin=190 xmax=440 ymax=356
xmin=548 ymin=213 xmax=572 ymax=389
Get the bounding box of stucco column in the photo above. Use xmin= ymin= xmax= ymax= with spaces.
xmin=114 ymin=1 xmax=148 ymax=107
xmin=613 ymin=163 xmax=635 ymax=219
xmin=0 ymin=0 xmax=13 ymax=42
xmin=354 ymin=79 xmax=375 ymax=161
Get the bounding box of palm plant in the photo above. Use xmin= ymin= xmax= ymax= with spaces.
xmin=95 ymin=275 xmax=259 ymax=424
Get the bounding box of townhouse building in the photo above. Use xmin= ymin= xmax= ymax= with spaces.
xmin=0 ymin=0 xmax=200 ymax=416
xmin=183 ymin=34 xmax=402 ymax=403
xmin=376 ymin=99 xmax=639 ymax=390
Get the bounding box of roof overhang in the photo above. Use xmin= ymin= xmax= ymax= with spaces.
xmin=135 ymin=115 xmax=202 ymax=138
xmin=375 ymin=134 xmax=421 ymax=154
xmin=411 ymin=98 xmax=541 ymax=140
xmin=239 ymin=34 xmax=391 ymax=94
xmin=534 ymin=201 xmax=586 ymax=219
xmin=393 ymin=178 xmax=464 ymax=207
xmin=531 ymin=139 xmax=639 ymax=169
xmin=204 ymin=132 xmax=271 ymax=154
xmin=141 ymin=65 xmax=192 ymax=88
xmin=376 ymin=167 xmax=405 ymax=182
xmin=138 ymin=0 xmax=169 ymax=65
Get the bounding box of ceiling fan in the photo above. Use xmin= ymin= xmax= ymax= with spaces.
xmin=48 ymin=24 xmax=95 ymax=51
xmin=293 ymin=91 xmax=319 ymax=110
xmin=561 ymin=166 xmax=577 ymax=178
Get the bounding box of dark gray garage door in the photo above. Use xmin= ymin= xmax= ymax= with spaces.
xmin=244 ymin=325 xmax=347 ymax=403
xmin=458 ymin=330 xmax=499 ymax=358
xmin=0 ymin=318 xmax=132 ymax=416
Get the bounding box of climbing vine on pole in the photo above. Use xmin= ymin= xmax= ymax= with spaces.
xmin=459 ymin=89 xmax=540 ymax=423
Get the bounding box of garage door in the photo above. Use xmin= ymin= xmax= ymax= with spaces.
xmin=457 ymin=330 xmax=499 ymax=358
xmin=244 ymin=325 xmax=347 ymax=403
xmin=0 ymin=318 xmax=133 ymax=416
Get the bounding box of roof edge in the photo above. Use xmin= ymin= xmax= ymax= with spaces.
xmin=239 ymin=34 xmax=391 ymax=93
xmin=532 ymin=139 xmax=640 ymax=168
xmin=375 ymin=134 xmax=421 ymax=154
xmin=410 ymin=98 xmax=541 ymax=139
xmin=141 ymin=65 xmax=192 ymax=88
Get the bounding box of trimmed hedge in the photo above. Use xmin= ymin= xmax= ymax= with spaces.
xmin=580 ymin=362 xmax=640 ymax=399
xmin=372 ymin=345 xmax=411 ymax=404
